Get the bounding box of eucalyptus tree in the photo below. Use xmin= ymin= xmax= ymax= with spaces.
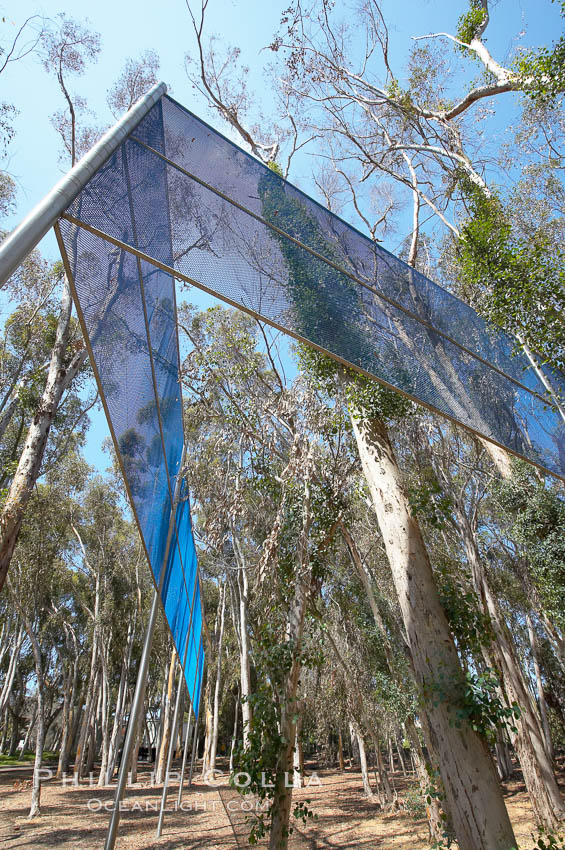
xmin=266 ymin=0 xmax=565 ymax=835
xmin=0 ymin=22 xmax=161 ymax=593
xmin=5 ymin=452 xmax=87 ymax=816
xmin=179 ymin=304 xmax=360 ymax=847
xmin=396 ymin=411 xmax=565 ymax=828
xmin=0 ymin=14 xmax=98 ymax=593
xmin=179 ymin=5 xmax=545 ymax=847
xmin=0 ymin=13 xmax=49 ymax=233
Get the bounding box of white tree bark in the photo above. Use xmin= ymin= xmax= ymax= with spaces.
xmin=104 ymin=616 xmax=136 ymax=785
xmin=457 ymin=509 xmax=564 ymax=830
xmin=350 ymin=411 xmax=517 ymax=850
xmin=351 ymin=719 xmax=374 ymax=799
xmin=0 ymin=277 xmax=86 ymax=592
xmin=526 ymin=612 xmax=554 ymax=761
xmin=233 ymin=533 xmax=253 ymax=750
xmin=155 ymin=646 xmax=177 ymax=784
xmin=209 ymin=582 xmax=226 ymax=773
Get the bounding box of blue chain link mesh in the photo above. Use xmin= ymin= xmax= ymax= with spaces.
xmin=58 ymin=97 xmax=204 ymax=713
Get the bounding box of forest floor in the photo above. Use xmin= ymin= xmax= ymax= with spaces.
xmin=0 ymin=757 xmax=563 ymax=849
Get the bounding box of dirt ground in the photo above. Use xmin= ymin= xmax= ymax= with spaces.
xmin=0 ymin=758 xmax=560 ymax=849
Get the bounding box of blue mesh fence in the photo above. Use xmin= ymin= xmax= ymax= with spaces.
xmin=57 ymin=98 xmax=204 ymax=714
xmin=59 ymin=92 xmax=565 ymax=501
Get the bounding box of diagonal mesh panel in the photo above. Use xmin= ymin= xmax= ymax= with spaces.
xmin=56 ymin=97 xmax=204 ymax=711
xmin=59 ymin=93 xmax=565 ymax=485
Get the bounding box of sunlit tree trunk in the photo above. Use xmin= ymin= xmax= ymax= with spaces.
xmin=350 ymin=719 xmax=374 ymax=799
xmin=293 ymin=709 xmax=303 ymax=788
xmin=0 ymin=278 xmax=86 ymax=593
xmin=395 ymin=736 xmax=407 ymax=777
xmin=233 ymin=533 xmax=253 ymax=749
xmin=57 ymin=649 xmax=79 ymax=778
xmin=350 ymin=412 xmax=517 ymax=850
xmin=526 ymin=612 xmax=554 ymax=761
xmin=229 ymin=689 xmax=239 ymax=773
xmin=457 ymin=509 xmax=564 ymax=831
xmin=200 ymin=661 xmax=213 ymax=776
xmin=155 ymin=646 xmax=177 ymax=784
xmin=74 ymin=569 xmax=101 ymax=778
xmin=342 ymin=521 xmax=447 ymax=836
xmin=210 ymin=582 xmax=226 ymax=773
xmin=97 ymin=644 xmax=110 ymax=787
xmin=0 ymin=623 xmax=24 ymax=714
xmin=103 ymin=618 xmax=135 ymax=785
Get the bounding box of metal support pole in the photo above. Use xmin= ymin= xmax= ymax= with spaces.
xmin=103 ymin=588 xmax=159 ymax=850
xmin=0 ymin=81 xmax=166 ymax=284
xmin=157 ymin=629 xmax=202 ymax=835
xmin=104 ymin=447 xmax=185 ymax=850
xmin=176 ymin=705 xmax=193 ymax=806
xmin=188 ymin=710 xmax=200 ymax=787
xmin=156 ymin=662 xmax=185 ymax=836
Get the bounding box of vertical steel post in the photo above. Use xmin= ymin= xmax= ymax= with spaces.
xmin=103 ymin=588 xmax=159 ymax=850
xmin=104 ymin=448 xmax=185 ymax=850
xmin=188 ymin=656 xmax=204 ymax=788
xmin=155 ymin=641 xmax=188 ymax=836
xmin=188 ymin=720 xmax=199 ymax=787
xmin=176 ymin=704 xmax=193 ymax=806
xmin=157 ymin=630 xmax=202 ymax=835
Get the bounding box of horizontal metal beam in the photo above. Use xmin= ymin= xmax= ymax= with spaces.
xmin=0 ymin=80 xmax=167 ymax=285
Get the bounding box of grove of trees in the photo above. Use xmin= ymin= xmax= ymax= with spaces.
xmin=0 ymin=2 xmax=564 ymax=849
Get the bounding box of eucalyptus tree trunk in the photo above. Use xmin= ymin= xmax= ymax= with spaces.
xmin=156 ymin=646 xmax=177 ymax=784
xmin=540 ymin=614 xmax=565 ymax=676
xmin=350 ymin=412 xmax=517 ymax=850
xmin=154 ymin=673 xmax=168 ymax=772
xmin=201 ymin=662 xmax=214 ymax=775
xmin=293 ymin=710 xmax=304 ymax=788
xmin=0 ymin=707 xmax=9 ymax=754
xmin=57 ymin=648 xmax=80 ymax=778
xmin=395 ymin=736 xmax=407 ymax=777
xmin=22 ymin=620 xmax=46 ymax=818
xmin=457 ymin=510 xmax=564 ymax=831
xmin=338 ymin=729 xmax=344 ymax=771
xmin=85 ymin=717 xmax=96 ymax=777
xmin=74 ymin=572 xmax=101 ymax=778
xmin=388 ymin=735 xmax=394 ymax=773
xmin=210 ymin=582 xmax=226 ymax=773
xmin=268 ymin=471 xmax=312 ymax=850
xmin=229 ymin=689 xmax=239 ymax=772
xmin=346 ymin=720 xmax=373 ymax=800
xmin=233 ymin=533 xmax=253 ymax=749
xmin=494 ymin=727 xmax=514 ymax=781
xmin=129 ymin=686 xmax=148 ymax=784
xmin=19 ymin=706 xmax=37 ymax=757
xmin=526 ymin=612 xmax=553 ymax=761
xmin=29 ymin=685 xmax=45 ymax=818
xmin=202 ymin=588 xmax=221 ymax=776
xmin=104 ymin=617 xmax=136 ymax=785
xmin=0 ymin=277 xmax=86 ymax=593
xmin=0 ymin=622 xmax=24 ymax=713
xmin=341 ymin=521 xmax=447 ymax=837
xmin=373 ymin=732 xmax=394 ymax=804
xmin=97 ymin=644 xmax=111 ymax=786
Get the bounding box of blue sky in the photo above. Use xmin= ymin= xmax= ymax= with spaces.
xmin=1 ymin=0 xmax=562 ymax=470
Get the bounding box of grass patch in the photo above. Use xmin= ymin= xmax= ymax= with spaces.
xmin=0 ymin=750 xmax=58 ymax=766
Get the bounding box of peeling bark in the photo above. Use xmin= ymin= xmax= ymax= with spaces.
xmin=351 ymin=412 xmax=516 ymax=850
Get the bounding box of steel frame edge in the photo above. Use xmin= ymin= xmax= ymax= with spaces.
xmin=0 ymin=81 xmax=167 ymax=284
